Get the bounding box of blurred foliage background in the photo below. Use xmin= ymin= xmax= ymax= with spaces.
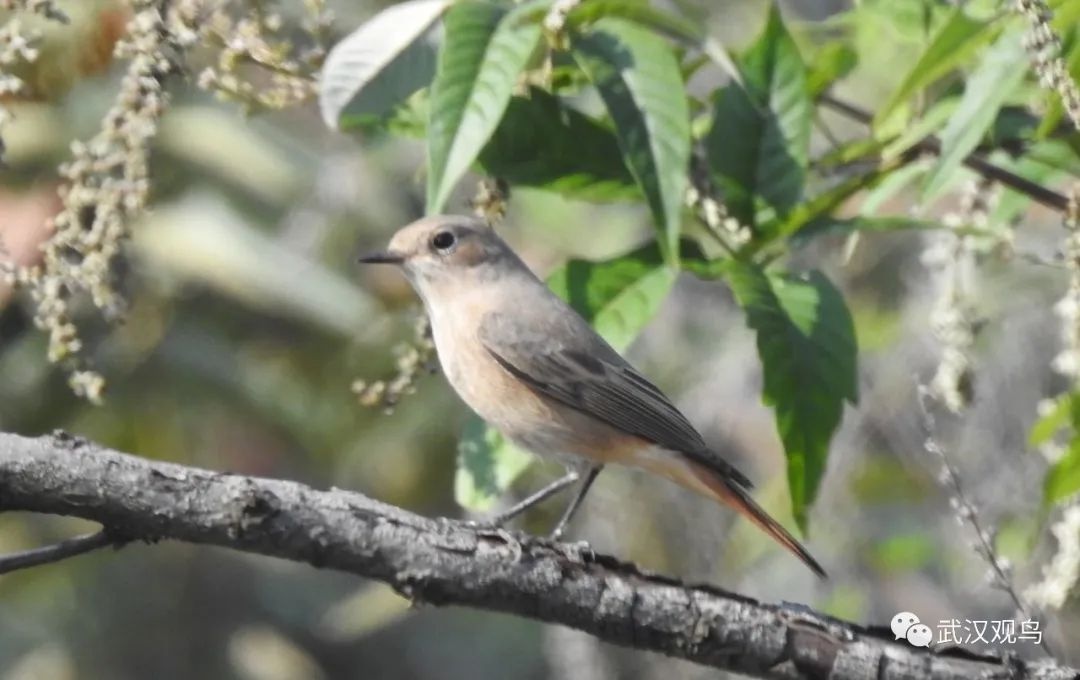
xmin=1 ymin=0 xmax=1079 ymax=678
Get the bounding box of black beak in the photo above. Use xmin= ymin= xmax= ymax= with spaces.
xmin=357 ymin=250 xmax=405 ymax=265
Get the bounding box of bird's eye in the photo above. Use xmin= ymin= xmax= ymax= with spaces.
xmin=431 ymin=230 xmax=456 ymax=252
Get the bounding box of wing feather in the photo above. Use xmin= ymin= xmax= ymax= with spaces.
xmin=480 ymin=312 xmax=753 ymax=489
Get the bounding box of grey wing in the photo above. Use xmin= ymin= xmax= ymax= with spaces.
xmin=479 ymin=311 xmax=753 ymax=489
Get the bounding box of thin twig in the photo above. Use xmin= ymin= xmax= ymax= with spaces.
xmin=814 ymin=109 xmax=844 ymax=152
xmin=818 ymin=94 xmax=1071 ymax=213
xmin=0 ymin=529 xmax=116 ymax=575
xmin=916 ymin=387 xmax=1057 ymax=658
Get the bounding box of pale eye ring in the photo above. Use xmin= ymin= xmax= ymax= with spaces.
xmin=431 ymin=230 xmax=456 ymax=252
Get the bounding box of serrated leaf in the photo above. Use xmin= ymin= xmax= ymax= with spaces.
xmin=922 ymin=31 xmax=1028 ymax=200
xmin=456 ymin=241 xmax=679 ymax=510
xmin=477 ymin=88 xmax=640 ymax=201
xmin=572 ymin=18 xmax=691 ymax=261
xmin=547 ymin=241 xmax=677 ymax=352
xmin=427 ymin=1 xmax=543 ymax=213
xmin=705 ymin=4 xmax=810 ymax=230
xmin=873 ymin=9 xmax=995 ymax=137
xmin=806 ymin=41 xmax=857 ymax=98
xmin=455 ymin=417 xmax=533 ymax=511
xmin=725 ymin=262 xmax=857 ymax=532
xmin=1045 ymin=437 xmax=1080 ymax=506
xmin=318 ymin=0 xmax=449 ymax=130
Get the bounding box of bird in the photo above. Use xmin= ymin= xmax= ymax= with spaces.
xmin=359 ymin=214 xmax=826 ymax=578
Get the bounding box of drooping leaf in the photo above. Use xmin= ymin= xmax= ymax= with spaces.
xmin=705 ymin=4 xmax=810 ymax=230
xmin=456 ymin=241 xmax=679 ymax=510
xmin=922 ymin=30 xmax=1029 ymax=200
xmin=547 ymin=241 xmax=677 ymax=352
xmin=478 ymin=88 xmax=640 ymax=201
xmin=873 ymin=9 xmax=996 ymax=137
xmin=806 ymin=41 xmax=857 ymax=98
xmin=725 ymin=262 xmax=857 ymax=532
xmin=427 ymin=1 xmax=544 ymax=213
xmin=572 ymin=18 xmax=691 ymax=261
xmin=318 ymin=0 xmax=449 ymax=130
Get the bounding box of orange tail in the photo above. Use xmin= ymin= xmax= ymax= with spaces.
xmin=685 ymin=460 xmax=827 ymax=579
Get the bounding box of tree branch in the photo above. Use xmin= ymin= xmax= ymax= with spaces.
xmin=818 ymin=94 xmax=1072 ymax=213
xmin=0 ymin=529 xmax=117 ymax=574
xmin=0 ymin=431 xmax=1075 ymax=680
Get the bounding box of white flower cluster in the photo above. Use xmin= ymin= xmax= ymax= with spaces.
xmin=193 ymin=0 xmax=330 ymax=114
xmin=4 ymin=0 xmax=197 ymax=402
xmin=0 ymin=0 xmax=66 ymax=149
xmin=352 ymin=312 xmax=436 ymax=413
xmin=1051 ymin=189 xmax=1080 ymax=380
xmin=1025 ymin=503 xmax=1080 ymax=609
xmin=921 ymin=179 xmax=997 ymax=413
xmin=685 ymin=185 xmax=752 ymax=249
xmin=1015 ymin=0 xmax=1080 ymax=131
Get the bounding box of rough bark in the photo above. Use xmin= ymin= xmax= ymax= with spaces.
xmin=0 ymin=431 xmax=1075 ymax=680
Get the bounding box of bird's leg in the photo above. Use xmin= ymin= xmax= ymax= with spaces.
xmin=548 ymin=465 xmax=602 ymax=541
xmin=487 ymin=470 xmax=580 ymax=527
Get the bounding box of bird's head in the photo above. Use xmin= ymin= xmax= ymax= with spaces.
xmin=358 ymin=215 xmax=521 ymax=303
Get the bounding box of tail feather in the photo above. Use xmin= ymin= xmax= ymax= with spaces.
xmin=685 ymin=460 xmax=827 ymax=579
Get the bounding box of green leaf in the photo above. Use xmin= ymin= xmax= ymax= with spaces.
xmin=478 ymin=88 xmax=640 ymax=201
xmin=806 ymin=41 xmax=857 ymax=98
xmin=427 ymin=1 xmax=543 ymax=213
xmin=922 ymin=30 xmax=1029 ymax=200
xmin=565 ymin=0 xmax=742 ymax=86
xmin=567 ymin=0 xmax=701 ymax=38
xmin=858 ymin=0 xmax=951 ymax=41
xmin=769 ymin=162 xmax=897 ymax=243
xmin=455 ymin=417 xmax=533 ymax=511
xmin=880 ymin=95 xmax=959 ymax=161
xmin=705 ymin=4 xmax=810 ymax=229
xmin=319 ymin=0 xmax=449 ymax=130
xmin=873 ymin=9 xmax=995 ymax=137
xmin=725 ymin=262 xmax=857 ymax=532
xmin=859 ymin=161 xmax=929 ymax=215
xmin=1029 ymin=394 xmax=1072 ymax=449
xmin=572 ymin=18 xmax=691 ymax=261
xmin=455 ymin=241 xmax=679 ymax=510
xmin=547 ymin=241 xmax=678 ymax=352
xmin=1045 ymin=438 xmax=1080 ymax=506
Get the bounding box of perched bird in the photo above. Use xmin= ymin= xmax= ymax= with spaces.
xmin=359 ymin=215 xmax=825 ymax=578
